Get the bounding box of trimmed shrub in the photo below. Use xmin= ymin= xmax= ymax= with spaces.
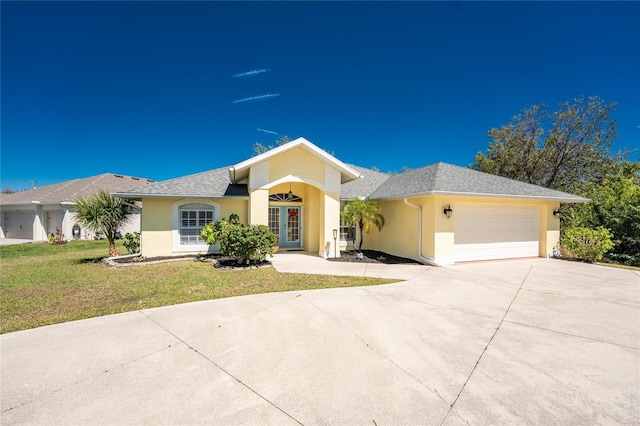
xmin=561 ymin=226 xmax=615 ymax=263
xmin=200 ymin=218 xmax=277 ymax=265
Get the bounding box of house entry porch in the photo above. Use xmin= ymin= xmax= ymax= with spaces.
xmin=268 ymin=206 xmax=302 ymax=249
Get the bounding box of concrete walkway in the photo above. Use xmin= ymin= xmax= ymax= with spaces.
xmin=271 ymin=252 xmax=431 ymax=279
xmin=1 ymin=257 xmax=639 ymax=424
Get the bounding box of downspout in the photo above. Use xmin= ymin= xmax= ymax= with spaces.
xmin=404 ymin=198 xmax=439 ymax=266
xmin=229 ymin=166 xmax=237 ymax=184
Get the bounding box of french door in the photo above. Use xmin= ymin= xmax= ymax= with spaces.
xmin=268 ymin=206 xmax=302 ymax=248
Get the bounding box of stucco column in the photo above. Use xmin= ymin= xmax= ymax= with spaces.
xmin=248 ymin=161 xmax=270 ymax=226
xmin=432 ymin=196 xmax=455 ymax=266
xmin=322 ymin=191 xmax=341 ymax=258
xmin=544 ymin=202 xmax=560 ymax=257
xmin=322 ymin=164 xmax=342 ymax=258
xmin=33 ymin=205 xmax=45 ymax=241
xmin=249 ymin=189 xmax=269 ymax=226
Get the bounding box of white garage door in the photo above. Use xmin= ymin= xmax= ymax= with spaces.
xmin=3 ymin=212 xmax=34 ymax=239
xmin=454 ymin=204 xmax=540 ymax=262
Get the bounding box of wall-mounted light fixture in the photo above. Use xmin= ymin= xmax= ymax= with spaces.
xmin=553 ymin=207 xmax=561 ymax=219
xmin=288 ymin=182 xmax=293 ymax=200
xmin=443 ymin=204 xmax=453 ymax=219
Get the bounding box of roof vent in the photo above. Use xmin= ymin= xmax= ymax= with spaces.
xmin=114 ymin=174 xmax=123 ymax=178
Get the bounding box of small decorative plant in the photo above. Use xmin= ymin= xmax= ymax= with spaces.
xmin=123 ymin=232 xmax=141 ymax=254
xmin=48 ymin=228 xmax=67 ymax=245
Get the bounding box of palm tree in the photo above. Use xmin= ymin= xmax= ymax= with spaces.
xmin=73 ymin=190 xmax=134 ymax=257
xmin=340 ymin=199 xmax=385 ymax=252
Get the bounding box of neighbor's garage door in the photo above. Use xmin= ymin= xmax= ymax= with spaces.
xmin=454 ymin=204 xmax=540 ymax=262
xmin=3 ymin=212 xmax=34 ymax=239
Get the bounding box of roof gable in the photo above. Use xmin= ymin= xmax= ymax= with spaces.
xmin=229 ymin=137 xmax=361 ymax=184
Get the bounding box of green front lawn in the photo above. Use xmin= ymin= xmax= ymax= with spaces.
xmin=0 ymin=241 xmax=395 ymax=334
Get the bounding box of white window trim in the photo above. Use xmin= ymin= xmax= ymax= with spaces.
xmin=172 ymin=199 xmax=221 ymax=253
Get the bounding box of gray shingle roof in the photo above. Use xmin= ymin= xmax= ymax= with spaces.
xmin=368 ymin=162 xmax=588 ymax=202
xmin=0 ymin=173 xmax=155 ymax=205
xmin=340 ymin=165 xmax=391 ymax=200
xmin=112 ymin=162 xmax=587 ymax=203
xmin=115 ymin=167 xmax=248 ymax=198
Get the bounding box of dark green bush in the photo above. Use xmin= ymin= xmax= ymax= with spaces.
xmin=200 ymin=217 xmax=277 ymax=265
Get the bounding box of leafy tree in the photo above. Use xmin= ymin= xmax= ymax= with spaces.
xmin=2 ymin=188 xmax=16 ymax=194
xmin=473 ymin=96 xmax=640 ymax=265
xmin=253 ymin=135 xmax=291 ymax=155
xmin=341 ymin=199 xmax=385 ymax=251
xmin=473 ymin=96 xmax=621 ymax=193
xmin=73 ymin=190 xmax=134 ymax=257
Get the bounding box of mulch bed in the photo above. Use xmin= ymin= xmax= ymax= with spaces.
xmin=329 ymin=250 xmax=422 ymax=265
xmin=109 ymin=250 xmax=420 ymax=267
xmin=108 ymin=254 xmax=271 ymax=269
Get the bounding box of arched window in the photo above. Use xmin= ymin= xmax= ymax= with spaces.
xmin=269 ymin=193 xmax=303 ymax=202
xmin=178 ymin=203 xmax=214 ymax=245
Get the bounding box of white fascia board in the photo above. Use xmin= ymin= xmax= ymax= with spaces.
xmin=430 ymin=190 xmax=590 ymax=203
xmin=113 ymin=193 xmax=249 ymax=200
xmin=372 ymin=190 xmax=589 ymax=203
xmin=228 ymin=137 xmax=361 ymax=184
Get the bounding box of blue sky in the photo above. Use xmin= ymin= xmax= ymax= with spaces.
xmin=2 ymin=1 xmax=639 ymax=191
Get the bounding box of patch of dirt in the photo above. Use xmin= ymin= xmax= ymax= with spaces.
xmin=328 ymin=250 xmax=422 ymax=265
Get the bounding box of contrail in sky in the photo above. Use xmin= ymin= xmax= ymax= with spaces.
xmin=233 ymin=69 xmax=269 ymax=78
xmin=232 ymin=94 xmax=280 ymax=104
xmin=257 ymin=128 xmax=279 ymax=135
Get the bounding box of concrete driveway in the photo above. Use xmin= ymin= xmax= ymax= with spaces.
xmin=0 ymin=238 xmax=34 ymax=246
xmin=1 ymin=257 xmax=638 ymax=425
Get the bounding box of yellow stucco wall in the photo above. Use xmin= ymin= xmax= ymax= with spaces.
xmin=221 ymin=199 xmax=248 ymax=223
xmin=366 ymin=199 xmax=418 ymax=260
xmin=269 ymin=148 xmax=325 ymax=184
xmin=140 ymin=197 xmax=248 ymax=257
xmin=140 ymin=198 xmax=173 ymax=257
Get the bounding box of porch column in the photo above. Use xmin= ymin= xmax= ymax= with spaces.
xmin=249 ymin=189 xmax=269 ymax=226
xmin=322 ymin=191 xmax=341 ymax=258
xmin=248 ymin=161 xmax=270 ymax=226
xmin=321 ymin=164 xmax=342 ymax=258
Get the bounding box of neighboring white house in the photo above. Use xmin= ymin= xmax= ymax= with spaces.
xmin=0 ymin=173 xmax=154 ymax=242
